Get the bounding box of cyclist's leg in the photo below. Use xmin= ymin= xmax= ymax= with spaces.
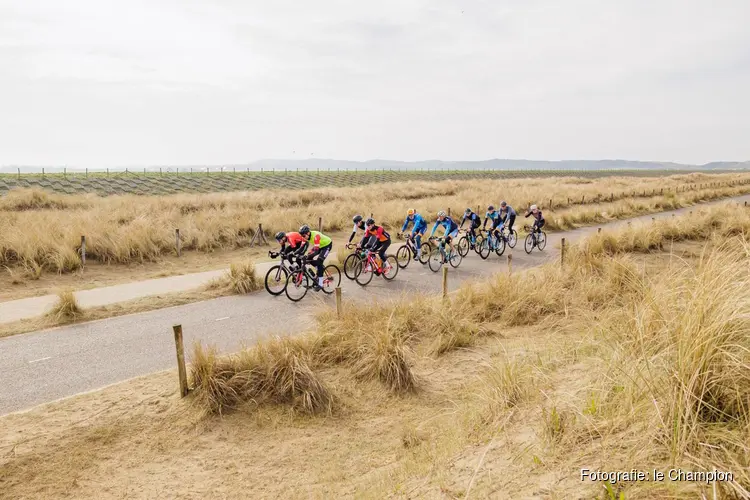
xmin=446 ymin=230 xmax=457 ymax=255
xmin=491 ymin=221 xmax=501 ymax=246
xmin=370 ymin=241 xmax=383 ymax=270
xmin=507 ymin=215 xmax=516 ymax=234
xmin=316 ymin=245 xmax=331 ymax=286
xmin=379 ymin=240 xmax=391 ymax=265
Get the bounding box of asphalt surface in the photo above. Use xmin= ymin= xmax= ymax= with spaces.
xmin=2 ymin=194 xmax=749 ymax=416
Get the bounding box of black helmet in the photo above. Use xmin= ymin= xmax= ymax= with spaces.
xmin=274 ymin=231 xmax=286 ymax=241
xmin=366 ymin=217 xmax=375 ymax=225
xmin=465 ymin=207 xmax=472 ymax=214
xmin=353 ymin=214 xmax=363 ymax=223
xmin=487 ymin=205 xmax=495 ymax=211
xmin=299 ymin=225 xmax=310 ymax=235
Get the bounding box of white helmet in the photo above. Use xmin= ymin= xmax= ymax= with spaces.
xmin=437 ymin=210 xmax=446 ymax=217
xmin=530 ymin=204 xmax=538 ymax=210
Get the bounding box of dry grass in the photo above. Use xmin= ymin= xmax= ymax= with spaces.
xmin=5 ymin=204 xmax=750 ymax=498
xmin=1 ymin=172 xmax=748 ymax=275
xmin=191 ymin=339 xmax=334 ymax=415
xmin=45 ymin=290 xmax=83 ymax=323
xmin=205 ymin=260 xmax=261 ymax=294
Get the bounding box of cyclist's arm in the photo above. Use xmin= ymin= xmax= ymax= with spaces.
xmin=429 ymin=222 xmax=439 ymax=238
xmin=482 ymin=214 xmax=489 ymax=229
xmin=348 ymin=223 xmax=359 ymax=244
xmin=459 ymin=215 xmax=466 ymax=229
xmin=401 ymin=217 xmax=409 ymax=232
xmin=308 ymin=233 xmax=321 ymax=253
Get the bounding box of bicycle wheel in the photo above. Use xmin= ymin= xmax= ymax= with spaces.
xmin=354 ymin=257 xmax=374 ymax=286
xmin=264 ymin=265 xmax=288 ymax=296
xmin=508 ymin=230 xmax=518 ymax=248
xmin=537 ymin=231 xmax=547 ymax=251
xmin=321 ymin=264 xmax=341 ymax=294
xmin=495 ymin=236 xmax=506 ymax=257
xmin=478 ymin=236 xmax=491 ymax=260
xmin=343 ymin=253 xmax=360 ymax=280
xmin=457 ymin=236 xmax=470 ymax=257
xmin=418 ymin=242 xmax=432 ymax=264
xmin=448 ymin=248 xmax=462 ymax=268
xmin=524 ymin=234 xmax=534 ymax=254
xmin=428 ymin=247 xmax=444 ymax=272
xmin=285 ymin=271 xmax=309 ymax=302
xmin=395 ymin=245 xmax=411 ymax=269
xmin=382 ymin=255 xmax=399 ymax=280
xmin=474 ymin=234 xmax=485 ymax=255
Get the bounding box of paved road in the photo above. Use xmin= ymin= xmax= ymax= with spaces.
xmin=1 ymin=195 xmax=748 ymax=416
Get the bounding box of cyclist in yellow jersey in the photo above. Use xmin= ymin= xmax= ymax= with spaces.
xmin=299 ymin=225 xmax=332 ymax=291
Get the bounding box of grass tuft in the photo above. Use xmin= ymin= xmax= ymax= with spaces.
xmin=45 ymin=290 xmax=84 ymax=323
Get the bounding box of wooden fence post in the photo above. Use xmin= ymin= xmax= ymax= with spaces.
xmin=80 ymin=235 xmax=86 ymax=268
xmin=442 ymin=267 xmax=448 ymax=298
xmin=597 ymin=227 xmax=602 ymax=233
xmin=175 ymin=229 xmax=181 ymax=257
xmin=172 ymin=325 xmax=189 ymax=398
xmin=318 ymin=217 xmax=323 ymax=232
xmin=447 ymin=207 xmax=451 ymax=217
xmin=335 ymin=287 xmax=342 ymax=318
xmin=507 ymin=254 xmax=512 ymax=275
xmin=560 ymin=238 xmax=566 ymax=268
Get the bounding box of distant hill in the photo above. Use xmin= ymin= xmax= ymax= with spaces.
xmin=1 ymin=158 xmax=749 ymax=174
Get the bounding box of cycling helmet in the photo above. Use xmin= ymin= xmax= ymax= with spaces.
xmin=530 ymin=204 xmax=538 ymax=211
xmin=274 ymin=231 xmax=286 ymax=241
xmin=353 ymin=214 xmax=363 ymax=224
xmin=366 ymin=217 xmax=375 ymax=225
xmin=465 ymin=207 xmax=472 ymax=214
xmin=299 ymin=225 xmax=311 ymax=235
xmin=500 ymin=201 xmax=507 ymax=207
xmin=437 ymin=210 xmax=446 ymax=217
xmin=487 ymin=205 xmax=495 ymax=211
xmin=407 ymin=208 xmax=416 ymax=216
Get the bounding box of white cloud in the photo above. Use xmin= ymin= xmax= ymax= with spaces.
xmin=1 ymin=0 xmax=748 ymax=166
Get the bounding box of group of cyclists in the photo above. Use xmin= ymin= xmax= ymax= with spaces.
xmin=270 ymin=203 xmax=546 ymax=293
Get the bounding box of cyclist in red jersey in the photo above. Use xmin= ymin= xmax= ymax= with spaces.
xmin=274 ymin=231 xmax=308 ymax=264
xmin=362 ymin=218 xmax=391 ymax=270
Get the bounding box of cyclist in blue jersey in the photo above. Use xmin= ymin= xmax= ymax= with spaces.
xmin=401 ymin=208 xmax=428 ymax=260
xmin=483 ymin=205 xmax=503 ymax=243
xmin=429 ymin=210 xmax=459 ymax=259
xmin=499 ymin=201 xmax=517 ymax=235
xmin=460 ymin=207 xmax=481 ymax=250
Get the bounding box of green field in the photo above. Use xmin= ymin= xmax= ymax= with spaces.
xmin=0 ymin=169 xmax=738 ymax=196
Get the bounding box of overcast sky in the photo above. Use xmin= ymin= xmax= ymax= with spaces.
xmin=1 ymin=0 xmax=749 ymax=167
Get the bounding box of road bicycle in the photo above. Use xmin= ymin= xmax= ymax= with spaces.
xmin=343 ymin=245 xmax=367 ymax=280
xmin=475 ymin=229 xmax=506 ymax=259
xmin=523 ymin=224 xmax=547 ymax=254
xmin=395 ymin=232 xmax=431 ymax=268
xmin=264 ymin=250 xmax=300 ymax=296
xmin=455 ymin=229 xmax=474 ymax=257
xmin=428 ymin=236 xmax=462 ymax=272
xmin=352 ymin=248 xmax=399 ymax=286
xmin=284 ymin=256 xmax=341 ymax=302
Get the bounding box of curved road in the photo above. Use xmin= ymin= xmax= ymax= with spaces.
xmin=1 ymin=195 xmax=748 ymax=415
